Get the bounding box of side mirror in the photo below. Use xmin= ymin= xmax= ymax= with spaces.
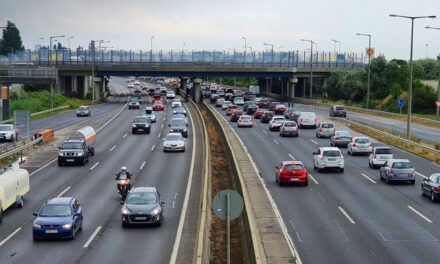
xmin=161 ymin=201 xmax=165 ymax=205
xmin=58 ymin=146 xmax=61 ymax=150
xmin=313 ymin=152 xmax=318 ymax=155
xmin=168 ymin=124 xmax=171 ymax=127
xmin=120 ymin=201 xmax=124 ymax=205
xmin=33 ymin=212 xmax=38 ymax=217
xmin=74 ymin=213 xmax=81 ymax=217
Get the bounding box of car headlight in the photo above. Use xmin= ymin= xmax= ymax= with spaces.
xmin=33 ymin=223 xmax=42 ymax=228
xmin=151 ymin=208 xmax=160 ymax=216
xmin=122 ymin=207 xmax=131 ymax=215
xmin=183 ymin=128 xmax=187 ymax=132
xmin=132 ymin=124 xmax=137 ymax=127
xmin=62 ymin=223 xmax=72 ymax=229
xmin=170 ymin=128 xmax=175 ymax=132
xmin=76 ymin=152 xmax=84 ymax=156
xmin=58 ymin=152 xmax=64 ymax=156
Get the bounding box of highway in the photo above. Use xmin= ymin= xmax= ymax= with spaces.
xmin=208 ymin=100 xmax=440 ymax=264
xmin=0 ymin=81 xmax=201 ymax=264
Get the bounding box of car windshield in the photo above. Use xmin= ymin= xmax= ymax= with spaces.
xmin=224 ymin=101 xmax=232 ymax=105
xmin=274 ymin=118 xmax=285 ymax=122
xmin=154 ymin=96 xmax=161 ymax=99
xmin=175 ymin=108 xmax=185 ymax=112
xmin=0 ymin=125 xmax=12 ymax=131
xmin=62 ymin=142 xmax=82 ymax=149
xmin=133 ymin=117 xmax=148 ymax=123
xmin=166 ymin=134 xmax=183 ymax=141
xmin=323 ymin=150 xmax=341 ymax=157
xmin=301 ymin=113 xmax=315 ymax=118
xmin=171 ymin=120 xmax=186 ymax=127
xmin=172 ymin=99 xmax=180 ymax=103
xmin=276 ymin=105 xmax=286 ymax=108
xmin=284 ymin=121 xmax=296 ymax=126
xmin=229 ymin=105 xmax=237 ymax=109
xmin=40 ymin=204 xmax=72 ymax=217
xmin=284 ymin=164 xmax=303 ymax=170
xmin=376 ymin=148 xmax=391 ymax=154
xmin=355 ymin=138 xmax=370 ymax=144
xmin=321 ymin=123 xmax=334 ymax=128
xmin=79 ymin=106 xmax=88 ymax=110
xmin=336 ymin=131 xmax=351 ymax=137
xmin=271 ymin=102 xmax=280 ymax=105
xmin=173 ymin=114 xmax=186 ymax=119
xmin=126 ymin=192 xmax=158 ymax=205
xmin=336 ymin=106 xmax=345 ymax=110
xmin=392 ymin=162 xmax=413 ymax=169
xmin=130 ymin=98 xmax=139 ymax=103
xmin=240 ymin=116 xmax=251 ymax=120
xmin=217 ymin=99 xmax=225 ymax=103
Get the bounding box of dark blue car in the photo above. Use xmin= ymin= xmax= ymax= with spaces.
xmin=32 ymin=197 xmax=83 ymax=240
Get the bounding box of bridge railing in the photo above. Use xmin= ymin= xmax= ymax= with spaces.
xmin=1 ymin=49 xmax=366 ymax=69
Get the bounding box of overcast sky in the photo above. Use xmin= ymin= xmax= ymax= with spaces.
xmin=1 ymin=0 xmax=439 ymax=60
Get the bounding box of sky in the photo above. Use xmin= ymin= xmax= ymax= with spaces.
xmin=1 ymin=0 xmax=439 ymax=60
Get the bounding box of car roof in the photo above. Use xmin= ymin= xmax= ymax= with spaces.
xmin=374 ymin=146 xmax=390 ymax=149
xmin=47 ymin=197 xmax=74 ymax=205
xmin=167 ymin=132 xmax=183 ymax=137
xmin=389 ymin=159 xmax=411 ymax=163
xmin=130 ymin=186 xmax=157 ymax=193
xmin=65 ymin=139 xmax=83 ymax=143
xmin=353 ymin=136 xmax=369 ymax=139
xmin=320 ymin=147 xmax=340 ymax=151
xmin=282 ymin=161 xmax=304 ymax=166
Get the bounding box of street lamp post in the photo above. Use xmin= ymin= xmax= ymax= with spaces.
xmin=242 ymin=37 xmax=247 ymax=63
xmin=301 ymin=39 xmax=314 ymax=99
xmin=390 ymin=14 xmax=436 ymax=139
xmin=356 ymin=33 xmax=372 ymax=109
xmin=263 ymin=43 xmax=274 ymax=64
xmin=425 ymin=25 xmax=440 ymax=120
xmin=68 ymin=36 xmax=74 ymax=50
xmin=49 ymin=35 xmax=65 ymax=65
xmin=331 ymin=39 xmax=339 ymax=54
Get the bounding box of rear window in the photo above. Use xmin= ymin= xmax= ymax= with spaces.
xmin=284 ymin=164 xmax=304 ymax=170
xmin=336 ymin=131 xmax=351 ymax=137
xmin=284 ymin=121 xmax=296 ymax=126
xmin=323 ymin=150 xmax=341 ymax=157
xmin=375 ymin=148 xmax=392 ymax=154
xmin=229 ymin=105 xmax=237 ymax=109
xmin=335 ymin=106 xmax=345 ymax=110
xmin=240 ymin=116 xmax=251 ymax=120
xmin=321 ymin=123 xmax=334 ymax=128
xmin=354 ymin=138 xmax=370 ymax=144
xmin=392 ymin=162 xmax=413 ymax=169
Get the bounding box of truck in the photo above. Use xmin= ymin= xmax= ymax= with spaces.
xmin=58 ymin=126 xmax=96 ymax=166
xmin=249 ymin=85 xmax=260 ymax=95
xmin=0 ymin=163 xmax=29 ymax=223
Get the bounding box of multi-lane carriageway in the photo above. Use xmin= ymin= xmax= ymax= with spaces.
xmin=0 ymin=78 xmax=203 ymax=264
xmin=209 ymin=99 xmax=440 ymax=264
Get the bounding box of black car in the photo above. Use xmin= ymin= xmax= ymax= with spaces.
xmin=169 ymin=118 xmax=188 ymax=137
xmin=261 ymin=111 xmax=275 ymax=123
xmin=225 ymin=93 xmax=234 ymax=101
xmin=284 ymin=107 xmax=300 ymax=122
xmin=210 ymin=94 xmax=220 ymax=103
xmin=421 ymin=173 xmax=440 ymax=202
xmin=121 ymin=187 xmax=164 ymax=227
xmin=244 ymin=94 xmax=256 ymax=101
xmin=243 ymin=101 xmax=254 ymax=112
xmin=269 ymin=101 xmax=280 ymax=111
xmin=246 ymin=104 xmax=258 ymax=115
xmin=230 ymin=110 xmax=244 ymax=122
xmin=131 ymin=116 xmax=151 ymax=134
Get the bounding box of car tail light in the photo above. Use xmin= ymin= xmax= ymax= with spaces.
xmin=263 ymin=114 xmax=267 ymax=118
xmin=250 ymin=120 xmax=253 ymax=122
xmin=373 ymin=154 xmax=377 ymax=159
xmin=335 ymin=136 xmax=339 ymax=140
xmin=239 ymin=120 xmax=242 ymax=123
xmin=392 ymin=154 xmax=395 ymax=158
xmin=320 ymin=156 xmax=324 ymax=160
xmin=341 ymin=155 xmax=344 ymax=160
xmin=353 ymin=143 xmax=357 ymax=147
xmin=437 ymin=186 xmax=440 ymax=192
xmin=296 ymin=126 xmax=299 ymax=130
xmin=300 ymin=118 xmax=303 ymax=123
xmin=389 ymin=169 xmax=393 ymax=174
xmin=282 ymin=127 xmax=286 ymax=131
xmin=320 ymin=128 xmax=323 ymax=132
xmin=314 ymin=118 xmax=317 ymax=123
xmin=369 ymin=143 xmax=372 ymax=147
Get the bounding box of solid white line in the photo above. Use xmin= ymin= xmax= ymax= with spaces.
xmin=0 ymin=228 xmax=21 ymax=247
xmin=158 ymin=133 xmax=161 ymax=138
xmin=338 ymin=206 xmax=356 ymax=224
xmin=109 ymin=145 xmax=116 ymax=152
xmin=308 ymin=173 xmax=319 ymax=184
xmin=262 ymin=129 xmax=267 ymax=134
xmin=139 ymin=161 xmax=146 ymax=170
xmin=310 ymin=139 xmax=318 ymax=145
xmin=83 ymin=226 xmax=102 ymax=248
xmin=90 ymin=162 xmax=100 ymax=170
xmin=172 ymin=201 xmax=175 ymax=208
xmin=273 ymin=139 xmax=279 ymax=145
xmin=56 ymin=186 xmax=71 ymax=197
xmin=361 ymin=173 xmax=377 ymax=184
xmin=161 ymin=124 xmax=164 ymax=128
xmin=416 ymin=172 xmax=428 ymax=179
xmin=408 ymin=205 xmax=433 ymax=224
xmin=122 ymin=133 xmax=128 ymax=138
xmin=288 ymin=153 xmax=296 ymax=160
xmin=151 ymin=144 xmax=156 ymax=151
xmin=174 ymin=193 xmax=178 ymax=199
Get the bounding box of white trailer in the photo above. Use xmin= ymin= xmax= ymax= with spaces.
xmin=0 ymin=163 xmax=29 ymax=223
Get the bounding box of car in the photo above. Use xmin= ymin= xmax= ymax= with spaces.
xmin=128 ymin=98 xmax=140 ymax=109
xmin=330 ymin=105 xmax=347 ymax=117
xmin=169 ymin=118 xmax=189 ymax=137
xmin=316 ymin=122 xmax=335 ymax=138
xmin=131 ymin=116 xmax=151 ymax=134
xmin=259 ymin=98 xmax=271 ymax=108
xmin=313 ymin=147 xmax=344 ymax=172
xmin=148 ymin=88 xmax=155 ymax=95
xmin=121 ymin=187 xmax=164 ymax=227
xmin=421 ymin=173 xmax=440 ymax=202
xmin=226 ymin=105 xmax=238 ymax=116
xmin=127 ymin=83 xmax=134 ymax=88
xmin=230 ymin=109 xmax=244 ymax=122
xmin=253 ymin=108 xmax=265 ymax=119
xmin=268 ymin=101 xmax=280 ymax=111
xmin=234 ymin=97 xmax=245 ymax=106
xmin=32 ymin=197 xmax=83 ymax=240
xmin=173 ymin=107 xmax=187 ymax=116
xmin=160 ymin=87 xmax=167 ymax=95
xmin=269 ymin=116 xmax=286 ymax=131
xmin=166 ymin=91 xmax=176 ymax=99
xmin=348 ymin=136 xmax=372 ymax=155
xmin=280 ymin=121 xmax=299 ymax=137
xmin=254 ymin=97 xmax=263 ymax=105
xmin=243 ymin=101 xmax=254 ymax=112
xmin=275 ymin=161 xmax=308 ymax=186
xmin=246 ymin=104 xmax=259 ymax=115
xmin=172 ymin=113 xmax=188 ymax=124
xmin=153 ymin=101 xmax=164 ymax=111
xmin=225 ymin=93 xmax=234 ymax=101
xmin=215 ymin=98 xmax=225 ymax=107
xmin=143 ymin=110 xmax=157 ymax=123
xmin=298 ymin=112 xmax=317 ymax=128
xmin=210 ymin=94 xmax=220 ymax=103
xmin=222 ymin=101 xmax=232 ymax=110
xmin=368 ymin=146 xmax=394 ymax=168
xmin=260 ymin=111 xmax=275 ymax=123
xmin=330 ymin=131 xmax=352 ymax=147
xmin=0 ymin=124 xmax=18 ymax=142
xmin=380 ymin=159 xmax=415 ymax=184
xmin=134 ymin=80 xmax=140 ymax=86
xmin=217 ymin=88 xmax=225 ymax=97
xmin=163 ymin=133 xmax=185 ymax=152
xmin=284 ymin=107 xmax=300 ymax=122
xmin=274 ymin=104 xmax=287 ymax=115
xmin=76 ymin=106 xmax=91 ymax=117
xmin=244 ymin=94 xmax=256 ymax=102
xmin=237 ymin=115 xmax=253 ymax=127
xmin=153 ymin=95 xmax=162 ymax=102
xmin=172 ymin=99 xmax=182 ymax=108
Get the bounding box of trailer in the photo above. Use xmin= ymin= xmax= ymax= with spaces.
xmin=0 ymin=163 xmax=29 ymax=223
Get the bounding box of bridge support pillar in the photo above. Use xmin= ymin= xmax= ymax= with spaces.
xmin=92 ymin=77 xmax=103 ymax=101
xmin=302 ymin=78 xmax=306 ymax=98
xmin=265 ymin=77 xmax=271 ymax=93
xmin=288 ymin=78 xmax=298 ymax=106
xmin=192 ymin=78 xmax=202 ymax=103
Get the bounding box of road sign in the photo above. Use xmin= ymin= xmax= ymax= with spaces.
xmin=436 ymin=101 xmax=440 ymax=108
xmin=397 ymin=99 xmax=404 ymax=108
xmin=366 ymin=48 xmax=375 ymax=56
xmin=213 ymin=189 xmax=243 ymax=221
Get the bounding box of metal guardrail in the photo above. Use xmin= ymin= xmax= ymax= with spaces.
xmin=0 ymin=136 xmax=42 ymax=160
xmin=7 ymin=66 xmax=56 ymax=79
xmin=0 ymin=105 xmax=70 ymax=124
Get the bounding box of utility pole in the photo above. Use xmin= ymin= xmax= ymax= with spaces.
xmin=356 ymin=33 xmax=372 ymax=109
xmin=242 ymin=36 xmax=247 ymax=63
xmin=301 ymin=39 xmax=314 ymax=99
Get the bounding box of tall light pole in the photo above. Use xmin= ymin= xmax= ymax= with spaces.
xmin=68 ymin=36 xmax=74 ymax=50
xmin=301 ymin=39 xmax=314 ymax=99
xmin=242 ymin=36 xmax=247 ymax=63
xmin=425 ymin=25 xmax=440 ymax=120
xmin=98 ymin=40 xmax=109 ymax=50
xmin=150 ymin=36 xmax=155 ymax=61
xmin=263 ymin=43 xmax=274 ymax=64
xmin=390 ymin=14 xmax=436 ymax=139
xmin=248 ymin=46 xmax=253 ymax=53
xmin=36 ymin=37 xmax=44 ymax=47
xmin=183 ymin=42 xmax=185 ymax=52
xmin=425 ymin=43 xmax=429 ymax=58
xmin=331 ymin=39 xmax=339 ymax=54
xmin=356 ymin=33 xmax=372 ymax=109
xmin=49 ymin=35 xmax=65 ymax=63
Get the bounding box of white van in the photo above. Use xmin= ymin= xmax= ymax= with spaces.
xmin=0 ymin=164 xmax=29 ymax=223
xmin=298 ymin=112 xmax=317 ymax=128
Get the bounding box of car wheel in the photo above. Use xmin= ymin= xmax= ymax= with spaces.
xmin=32 ymin=236 xmax=40 ymax=242
xmin=122 ymin=222 xmax=129 ymax=228
xmin=386 ymin=176 xmax=390 ymax=184
xmin=369 ymin=160 xmax=372 ymax=168
xmin=431 ymin=191 xmax=438 ymax=202
xmin=80 ymin=158 xmax=86 ymax=166
xmin=421 ymin=186 xmax=425 ymax=197
xmin=16 ymin=195 xmax=24 ymax=208
xmin=79 ymin=219 xmax=83 ymax=231
xmin=58 ymin=160 xmax=63 ymax=167
xmin=132 ymin=130 xmax=136 ymax=134
xmin=280 ymin=133 xmax=283 ymax=137
xmin=70 ymin=228 xmax=76 ymax=240
xmin=340 ymin=168 xmax=344 ymax=173
xmin=304 ymin=182 xmax=308 ymax=186
xmin=410 ymin=180 xmax=415 ymax=185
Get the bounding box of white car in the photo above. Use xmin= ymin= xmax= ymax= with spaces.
xmin=238 ymin=115 xmax=253 ymax=128
xmin=368 ymin=146 xmax=393 ymax=168
xmin=127 ymin=83 xmax=134 ymax=88
xmin=134 ymin=80 xmax=140 ymax=85
xmin=316 ymin=122 xmax=335 ymax=138
xmin=298 ymin=112 xmax=317 ymax=128
xmin=348 ymin=137 xmax=372 ymax=156
xmin=313 ymin=147 xmax=344 ymax=172
xmin=167 ymin=91 xmax=176 ymax=99
xmin=268 ymin=116 xmax=286 ymax=131
xmin=163 ymin=133 xmax=185 ymax=152
xmin=222 ymin=101 xmax=232 ymax=110
xmin=233 ymin=97 xmax=244 ymax=106
xmin=172 ymin=99 xmax=182 ymax=108
xmin=0 ymin=125 xmax=18 ymax=142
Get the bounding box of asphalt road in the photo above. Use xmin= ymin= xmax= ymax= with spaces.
xmin=0 ymin=83 xmax=198 ymax=264
xmin=209 ymin=100 xmax=440 ymax=264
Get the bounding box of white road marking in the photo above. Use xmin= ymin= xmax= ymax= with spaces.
xmin=139 ymin=161 xmax=146 ymax=170
xmin=172 ymin=201 xmax=176 ymax=208
xmin=151 ymin=144 xmax=156 ymax=151
xmin=288 ymin=153 xmax=296 ymax=160
xmin=29 ymin=158 xmax=58 ymax=176
xmin=338 ymin=206 xmax=356 ymax=224
xmin=408 ymin=205 xmax=433 ymax=224
xmin=310 ymin=139 xmax=318 ymax=145
xmin=56 ymin=186 xmax=71 ymax=197
xmin=273 ymin=139 xmax=279 ymax=145
xmin=308 ymin=173 xmax=319 ymax=184
xmin=122 ymin=133 xmax=128 ymax=138
xmin=161 ymin=124 xmax=164 ymax=128
xmin=109 ymin=145 xmax=116 ymax=152
xmin=0 ymin=228 xmax=21 ymax=247
xmin=289 ymin=220 xmax=302 ymax=243
xmin=83 ymin=226 xmax=102 ymax=248
xmin=416 ymin=172 xmax=428 ymax=179
xmin=262 ymin=129 xmax=267 ymax=134
xmin=361 ymin=173 xmax=377 ymax=184
xmin=174 ymin=193 xmax=178 ymax=199
xmin=158 ymin=133 xmax=161 ymax=138
xmin=90 ymin=162 xmax=100 ymax=170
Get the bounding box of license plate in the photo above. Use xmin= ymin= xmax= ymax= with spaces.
xmin=328 ymin=158 xmax=336 ymax=161
xmin=66 ymin=159 xmax=74 ymax=162
xmin=45 ymin=230 xmax=58 ymax=233
xmin=138 ymin=129 xmax=143 ymax=131
xmin=290 ymin=178 xmax=299 ymax=181
xmin=135 ymin=217 xmax=147 ymax=220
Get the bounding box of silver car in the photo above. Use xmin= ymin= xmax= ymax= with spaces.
xmin=76 ymin=106 xmax=91 ymax=117
xmin=269 ymin=116 xmax=286 ymax=131
xmin=237 ymin=115 xmax=253 ymax=128
xmin=163 ymin=133 xmax=185 ymax=152
xmin=222 ymin=101 xmax=232 ymax=110
xmin=316 ymin=122 xmax=335 ymax=138
xmin=348 ymin=136 xmax=372 ymax=155
xmin=234 ymin=97 xmax=244 ymax=106
xmin=330 ymin=131 xmax=352 ymax=148
xmin=280 ymin=121 xmax=299 ymax=137
xmin=368 ymin=146 xmax=393 ymax=168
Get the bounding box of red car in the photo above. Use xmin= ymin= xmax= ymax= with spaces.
xmin=153 ymin=95 xmax=162 ymax=102
xmin=254 ymin=108 xmax=265 ymax=119
xmin=226 ymin=105 xmax=238 ymax=116
xmin=275 ymin=104 xmax=287 ymax=114
xmin=153 ymin=101 xmax=164 ymax=111
xmin=230 ymin=109 xmax=244 ymax=122
xmin=275 ymin=161 xmax=308 ymax=186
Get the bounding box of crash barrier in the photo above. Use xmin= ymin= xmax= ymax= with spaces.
xmin=0 ymin=105 xmax=70 ymax=124
xmin=0 ymin=136 xmax=42 ymax=160
xmin=34 ymin=129 xmax=54 ymax=143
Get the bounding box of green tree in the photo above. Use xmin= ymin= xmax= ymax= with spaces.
xmin=0 ymin=21 xmax=24 ymax=55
